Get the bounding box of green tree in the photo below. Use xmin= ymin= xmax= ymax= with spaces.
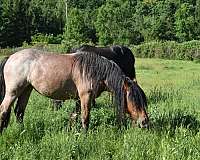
xmin=139 ymin=0 xmax=177 ymax=41
xmin=175 ymin=3 xmax=196 ymax=42
xmin=63 ymin=0 xmax=105 ymax=45
xmin=66 ymin=0 xmax=105 ymax=9
xmin=62 ymin=8 xmax=89 ymax=49
xmin=0 ymin=0 xmax=31 ymax=47
xmin=95 ymin=0 xmax=143 ymax=45
xmin=0 ymin=0 xmax=66 ymax=47
xmin=153 ymin=1 xmax=177 ymax=41
xmin=194 ymin=0 xmax=200 ymax=39
xmin=0 ymin=0 xmax=3 ymax=29
xmin=29 ymin=0 xmax=65 ymax=35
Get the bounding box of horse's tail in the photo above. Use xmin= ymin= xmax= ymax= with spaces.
xmin=0 ymin=57 xmax=9 ymax=104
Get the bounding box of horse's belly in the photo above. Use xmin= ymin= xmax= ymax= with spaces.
xmin=51 ymin=80 xmax=78 ymax=100
xmin=33 ymin=79 xmax=78 ymax=100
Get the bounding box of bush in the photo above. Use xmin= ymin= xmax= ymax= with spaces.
xmin=0 ymin=47 xmax=20 ymax=56
xmin=31 ymin=33 xmax=63 ymax=45
xmin=132 ymin=40 xmax=200 ymax=60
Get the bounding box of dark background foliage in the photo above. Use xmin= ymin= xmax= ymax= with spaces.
xmin=1 ymin=0 xmax=200 ymax=52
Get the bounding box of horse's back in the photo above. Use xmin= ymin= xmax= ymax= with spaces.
xmin=4 ymin=49 xmax=77 ymax=99
xmin=26 ymin=51 xmax=76 ymax=99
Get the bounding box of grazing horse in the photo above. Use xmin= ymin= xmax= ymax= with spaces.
xmin=0 ymin=49 xmax=148 ymax=133
xmin=53 ymin=45 xmax=136 ymax=109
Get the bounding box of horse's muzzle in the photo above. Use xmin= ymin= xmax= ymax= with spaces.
xmin=137 ymin=117 xmax=149 ymax=129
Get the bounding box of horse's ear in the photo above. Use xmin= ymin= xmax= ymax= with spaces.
xmin=123 ymin=77 xmax=132 ymax=91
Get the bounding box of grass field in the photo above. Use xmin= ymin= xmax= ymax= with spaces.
xmin=0 ymin=57 xmax=200 ymax=160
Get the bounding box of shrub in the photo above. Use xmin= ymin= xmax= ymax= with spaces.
xmin=132 ymin=40 xmax=200 ymax=60
xmin=31 ymin=33 xmax=63 ymax=45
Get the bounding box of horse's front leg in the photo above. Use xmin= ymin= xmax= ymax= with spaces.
xmin=79 ymin=92 xmax=92 ymax=130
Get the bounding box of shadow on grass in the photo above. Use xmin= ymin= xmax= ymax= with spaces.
xmin=149 ymin=110 xmax=200 ymax=135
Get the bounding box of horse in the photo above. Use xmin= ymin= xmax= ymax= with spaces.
xmin=0 ymin=49 xmax=148 ymax=133
xmin=52 ymin=44 xmax=137 ymax=109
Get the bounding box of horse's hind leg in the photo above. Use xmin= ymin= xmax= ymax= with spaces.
xmin=0 ymin=94 xmax=17 ymax=133
xmin=14 ymin=86 xmax=33 ymax=123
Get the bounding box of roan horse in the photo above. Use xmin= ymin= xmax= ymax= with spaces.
xmin=0 ymin=49 xmax=148 ymax=133
xmin=53 ymin=45 xmax=137 ymax=109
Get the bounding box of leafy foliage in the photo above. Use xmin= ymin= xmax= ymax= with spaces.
xmin=1 ymin=0 xmax=200 ymax=48
xmin=132 ymin=40 xmax=200 ymax=60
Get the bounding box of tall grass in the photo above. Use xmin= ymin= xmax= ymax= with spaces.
xmin=0 ymin=56 xmax=200 ymax=159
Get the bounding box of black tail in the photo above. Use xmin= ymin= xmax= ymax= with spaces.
xmin=0 ymin=57 xmax=9 ymax=104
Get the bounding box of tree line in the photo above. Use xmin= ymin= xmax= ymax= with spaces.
xmin=0 ymin=0 xmax=200 ymax=48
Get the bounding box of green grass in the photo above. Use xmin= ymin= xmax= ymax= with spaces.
xmin=0 ymin=57 xmax=200 ymax=160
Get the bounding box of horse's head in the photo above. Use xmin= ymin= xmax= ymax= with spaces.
xmin=123 ymin=77 xmax=149 ymax=128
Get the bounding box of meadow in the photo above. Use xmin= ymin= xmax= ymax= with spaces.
xmin=0 ymin=56 xmax=200 ymax=160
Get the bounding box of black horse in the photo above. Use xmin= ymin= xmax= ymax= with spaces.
xmin=71 ymin=45 xmax=136 ymax=80
xmin=53 ymin=45 xmax=137 ymax=110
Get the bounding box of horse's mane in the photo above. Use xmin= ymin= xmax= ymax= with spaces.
xmin=73 ymin=51 xmax=126 ymax=124
xmin=128 ymin=81 xmax=148 ymax=109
